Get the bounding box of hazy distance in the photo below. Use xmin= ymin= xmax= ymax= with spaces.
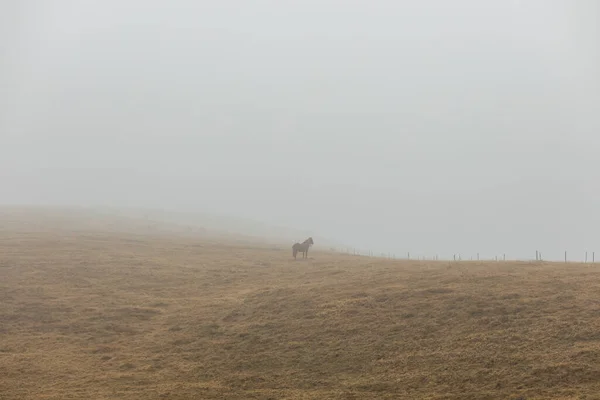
xmin=1 ymin=0 xmax=599 ymax=260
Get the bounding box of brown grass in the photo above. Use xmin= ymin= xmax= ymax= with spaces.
xmin=2 ymin=230 xmax=600 ymax=399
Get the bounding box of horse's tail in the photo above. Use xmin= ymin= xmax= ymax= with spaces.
xmin=292 ymin=243 xmax=298 ymax=259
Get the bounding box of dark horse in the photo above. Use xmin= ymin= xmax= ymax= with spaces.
xmin=292 ymin=237 xmax=314 ymax=259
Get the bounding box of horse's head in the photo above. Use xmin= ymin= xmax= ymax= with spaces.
xmin=307 ymin=237 xmax=314 ymax=246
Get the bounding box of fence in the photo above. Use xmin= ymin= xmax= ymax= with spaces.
xmin=332 ymin=248 xmax=598 ymax=263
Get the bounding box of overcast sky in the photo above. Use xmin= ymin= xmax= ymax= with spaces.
xmin=1 ymin=0 xmax=599 ymax=260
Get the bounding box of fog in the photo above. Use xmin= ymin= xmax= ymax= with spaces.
xmin=1 ymin=1 xmax=599 ymax=260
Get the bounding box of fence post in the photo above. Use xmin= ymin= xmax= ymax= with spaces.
xmin=594 ymin=252 xmax=595 ymax=263
xmin=565 ymin=251 xmax=567 ymax=263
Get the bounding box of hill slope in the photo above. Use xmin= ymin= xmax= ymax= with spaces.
xmin=0 ymin=206 xmax=343 ymax=248
xmin=2 ymin=228 xmax=600 ymax=399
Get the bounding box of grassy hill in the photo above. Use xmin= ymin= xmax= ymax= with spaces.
xmin=0 ymin=206 xmax=342 ymax=248
xmin=2 ymin=213 xmax=600 ymax=399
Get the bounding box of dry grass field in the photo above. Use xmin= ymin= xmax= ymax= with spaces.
xmin=3 ymin=223 xmax=600 ymax=399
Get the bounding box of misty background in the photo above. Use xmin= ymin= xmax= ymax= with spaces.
xmin=1 ymin=1 xmax=599 ymax=260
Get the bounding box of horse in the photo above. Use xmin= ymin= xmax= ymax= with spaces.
xmin=292 ymin=237 xmax=314 ymax=259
